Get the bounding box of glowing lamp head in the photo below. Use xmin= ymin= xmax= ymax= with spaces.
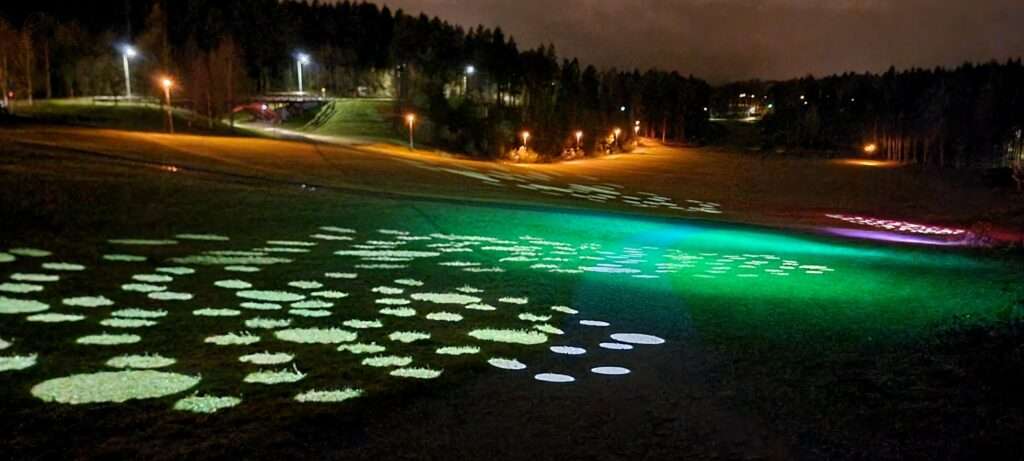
xmin=297 ymin=53 xmax=310 ymax=65
xmin=634 ymin=125 xmax=640 ymax=134
xmin=123 ymin=46 xmax=137 ymax=58
xmin=466 ymin=65 xmax=476 ymax=75
xmin=406 ymin=114 xmax=416 ymax=125
xmin=522 ymin=131 xmax=531 ymax=144
xmin=260 ymin=104 xmax=269 ymax=111
xmin=575 ymin=131 xmax=583 ymax=140
xmin=620 ymin=106 xmax=626 ymax=112
xmin=161 ymin=78 xmax=173 ymax=89
xmin=863 ymin=143 xmax=878 ymax=154
xmin=613 ymin=128 xmax=622 ymax=137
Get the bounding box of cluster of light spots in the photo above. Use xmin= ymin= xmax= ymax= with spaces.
xmin=193 ymin=308 xmax=241 ymax=317
xmin=469 ymin=329 xmax=548 ymax=345
xmin=239 ymin=351 xmax=294 ymax=365
xmin=245 ymin=317 xmax=292 ymax=329
xmin=0 ymin=354 xmax=37 ymax=372
xmin=122 ymin=283 xmax=166 ymax=293
xmin=32 ymin=371 xmax=200 ymax=404
xmin=77 ymin=333 xmax=141 ymax=346
xmin=9 ymin=248 xmax=52 ymax=257
xmin=156 ymin=266 xmax=195 ymax=275
xmin=106 ymin=354 xmax=176 ymax=369
xmin=243 ymin=366 xmax=306 ymax=384
xmin=148 ymin=291 xmax=193 ymax=301
xmin=518 ymin=313 xmax=551 ymax=323
xmin=590 ymin=366 xmax=631 ymax=376
xmin=534 ymin=373 xmax=575 ymax=383
xmin=237 ymin=290 xmax=305 ymax=303
xmin=0 ymin=282 xmax=44 ymax=294
xmin=426 ymin=312 xmax=463 ymax=322
xmin=379 ymin=307 xmax=416 ymax=317
xmin=288 ymin=280 xmax=323 ymax=290
xmin=362 ymin=355 xmax=413 ymax=367
xmin=312 ymin=290 xmax=348 ymax=299
xmin=436 ymin=346 xmax=480 ymax=356
xmin=550 ymin=346 xmax=587 ymax=356
xmin=109 ymin=239 xmax=179 ymax=246
xmin=295 ymin=388 xmax=363 ymax=403
xmin=41 ymin=262 xmax=85 ymax=271
xmin=10 ymin=273 xmax=59 ymax=283
xmin=275 ymin=328 xmax=357 ymax=344
xmin=104 ymin=254 xmax=147 ymax=262
xmin=388 ymin=331 xmax=430 ymax=343
xmin=343 ymin=319 xmax=383 ymax=329
xmin=63 ymin=296 xmax=114 ymax=308
xmin=174 ymin=394 xmax=241 ymax=413
xmin=205 ymin=332 xmax=260 ymax=346
xmin=826 ymin=214 xmax=966 ymax=236
xmin=112 ymin=308 xmax=167 ymax=319
xmin=390 ymin=367 xmax=442 ymax=379
xmin=28 ymin=313 xmax=85 ymax=323
xmin=338 ymin=343 xmax=387 ymax=354
xmin=411 ymin=293 xmax=482 ymax=305
xmin=100 ymin=318 xmax=157 ymax=328
xmin=175 ymin=234 xmax=230 ymax=242
xmin=215 ymin=279 xmax=252 ymax=289
xmin=488 ymin=357 xmax=527 ymax=370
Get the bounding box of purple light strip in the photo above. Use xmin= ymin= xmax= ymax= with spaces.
xmin=822 ymin=227 xmax=967 ymax=246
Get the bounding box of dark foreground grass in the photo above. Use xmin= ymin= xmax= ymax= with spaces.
xmin=1 ymin=140 xmax=1024 ymax=459
xmin=6 ymin=99 xmax=254 ymax=137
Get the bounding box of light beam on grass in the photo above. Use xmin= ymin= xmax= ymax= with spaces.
xmin=112 ymin=308 xmax=167 ymax=319
xmin=388 ymin=331 xmax=430 ymax=343
xmin=488 ymin=357 xmax=527 ymax=370
xmin=337 ymin=343 xmax=387 ymax=354
xmin=28 ymin=313 xmax=85 ymax=323
xmin=275 ymin=328 xmax=357 ymax=344
xmin=106 ymin=354 xmax=176 ymax=369
xmin=436 ymin=346 xmax=480 ymax=356
xmin=41 ymin=262 xmax=85 ymax=271
xmin=239 ymin=351 xmax=294 ymax=365
xmin=193 ymin=308 xmax=241 ymax=317
xmin=10 ymin=273 xmax=59 ymax=283
xmin=469 ymin=329 xmax=548 ymax=345
xmin=426 ymin=312 xmax=463 ymax=322
xmin=245 ymin=317 xmax=292 ymax=329
xmin=32 ymin=370 xmax=200 ymax=404
xmin=63 ymin=296 xmax=114 ymax=308
xmin=295 ymin=388 xmax=363 ymax=403
xmin=0 ymin=354 xmax=37 ymax=372
xmin=243 ymin=366 xmax=306 ymax=384
xmin=237 ymin=290 xmax=306 ymax=303
xmin=361 ymin=355 xmax=413 ymax=367
xmin=174 ymin=394 xmax=241 ymax=413
xmin=205 ymin=332 xmax=260 ymax=346
xmin=0 ymin=283 xmax=44 ymax=294
xmin=77 ymin=333 xmax=141 ymax=346
xmin=390 ymin=367 xmax=442 ymax=379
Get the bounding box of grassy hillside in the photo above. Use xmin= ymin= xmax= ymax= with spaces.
xmin=294 ymin=98 xmax=427 ymax=145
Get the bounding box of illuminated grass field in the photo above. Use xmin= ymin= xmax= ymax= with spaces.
xmin=1 ymin=136 xmax=1021 ymax=459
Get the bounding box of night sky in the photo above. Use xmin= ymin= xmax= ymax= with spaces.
xmin=379 ymin=0 xmax=1024 ymax=82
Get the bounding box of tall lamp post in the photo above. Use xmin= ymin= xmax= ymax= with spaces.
xmin=161 ymin=77 xmax=174 ymax=134
xmin=121 ymin=45 xmax=137 ymax=99
xmin=406 ymin=113 xmax=416 ymax=150
xmin=464 ymin=65 xmax=475 ymax=97
xmin=522 ymin=131 xmax=531 ymax=150
xmin=575 ymin=130 xmax=583 ymax=149
xmin=613 ymin=127 xmax=621 ymax=149
xmin=296 ymin=53 xmax=310 ymax=94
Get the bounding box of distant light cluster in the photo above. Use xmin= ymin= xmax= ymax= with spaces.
xmin=825 ymin=214 xmax=966 ymax=236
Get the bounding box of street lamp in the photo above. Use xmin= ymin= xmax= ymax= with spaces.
xmin=575 ymin=130 xmax=583 ymax=149
xmin=406 ymin=113 xmax=416 ymax=150
xmin=161 ymin=77 xmax=174 ymax=134
xmin=521 ymin=131 xmax=530 ymax=150
xmin=296 ymin=53 xmax=310 ymax=94
xmin=121 ymin=45 xmax=137 ymax=98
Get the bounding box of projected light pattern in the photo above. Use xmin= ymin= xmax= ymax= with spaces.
xmin=826 ymin=214 xmax=966 ymax=236
xmin=3 ymin=221 xmax=879 ymax=413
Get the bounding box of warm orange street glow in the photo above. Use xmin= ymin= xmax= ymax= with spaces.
xmin=864 ymin=143 xmax=878 ymax=154
xmin=613 ymin=128 xmax=622 ymax=138
xmin=406 ymin=114 xmax=416 ymax=125
xmin=161 ymin=78 xmax=174 ymax=89
xmin=522 ymin=131 xmax=531 ymax=145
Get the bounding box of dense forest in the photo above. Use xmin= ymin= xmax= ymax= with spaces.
xmin=0 ymin=0 xmax=711 ymax=158
xmin=759 ymin=62 xmax=1024 ymax=169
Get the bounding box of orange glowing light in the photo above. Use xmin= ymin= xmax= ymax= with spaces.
xmin=405 ymin=114 xmax=416 ymax=125
xmin=161 ymin=78 xmax=174 ymax=89
xmin=863 ymin=143 xmax=878 ymax=154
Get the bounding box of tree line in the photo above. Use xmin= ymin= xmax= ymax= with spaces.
xmin=0 ymin=0 xmax=712 ymax=159
xmin=760 ymin=61 xmax=1024 ymax=169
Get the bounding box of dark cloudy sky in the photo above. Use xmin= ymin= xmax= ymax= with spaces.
xmin=378 ymin=0 xmax=1024 ymax=82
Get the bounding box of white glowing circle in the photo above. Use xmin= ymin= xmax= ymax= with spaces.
xmin=372 ymin=286 xmax=404 ymax=295
xmin=157 ymin=266 xmax=196 ymax=275
xmin=275 ymin=328 xmax=357 ymax=344
xmin=215 ymin=280 xmax=252 ymax=289
xmin=469 ymin=329 xmax=547 ymax=345
xmin=394 ymin=279 xmax=424 ymax=287
xmin=32 ymin=371 xmax=200 ymax=404
xmin=174 ymin=395 xmax=241 ymax=413
xmin=42 ymin=262 xmax=85 ymax=271
xmin=237 ymin=290 xmax=306 ymax=303
xmin=0 ymin=252 xmax=14 ymax=263
xmin=239 ymin=351 xmax=294 ymax=365
xmin=295 ymin=388 xmax=363 ymax=403
xmin=599 ymin=342 xmax=634 ymax=350
xmin=550 ymin=346 xmax=586 ymax=356
xmin=376 ymin=298 xmax=411 ymax=305
xmin=63 ymin=296 xmax=115 ymax=308
xmin=591 ymin=366 xmax=631 ymax=376
xmin=609 ymin=333 xmax=666 ymax=345
xmin=343 ymin=319 xmax=383 ymax=329
xmin=456 ymin=285 xmax=484 ymax=294
xmin=148 ymin=291 xmax=193 ymax=301
xmin=390 ymin=367 xmax=442 ymax=379
xmin=534 ymin=373 xmax=575 ymax=383
xmin=0 ymin=354 xmax=37 ymax=371
xmin=488 ymin=358 xmax=527 ymax=370
xmin=519 ymin=313 xmax=551 ymax=322
xmin=325 ymin=272 xmax=358 ymax=279
xmin=10 ymin=273 xmax=59 ymax=283
xmin=579 ymin=320 xmax=610 ymax=327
